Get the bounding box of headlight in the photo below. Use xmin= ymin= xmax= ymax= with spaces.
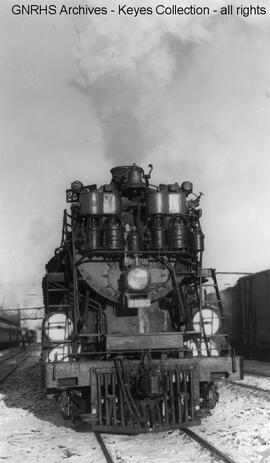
xmin=126 ymin=267 xmax=151 ymax=291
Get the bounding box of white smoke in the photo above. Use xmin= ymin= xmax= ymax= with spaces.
xmin=74 ymin=0 xmax=220 ymax=162
xmin=75 ymin=1 xmax=270 ymax=165
xmin=75 ymin=2 xmax=270 ymax=273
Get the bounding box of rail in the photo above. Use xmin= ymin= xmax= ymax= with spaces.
xmin=244 ymin=370 xmax=270 ymax=378
xmin=94 ymin=432 xmax=114 ymax=463
xmin=182 ymin=429 xmax=238 ymax=463
xmin=0 ymin=350 xmax=22 ymax=365
xmin=94 ymin=429 xmax=238 ymax=463
xmin=229 ymin=380 xmax=270 ymax=394
xmin=0 ymin=351 xmax=31 ymax=383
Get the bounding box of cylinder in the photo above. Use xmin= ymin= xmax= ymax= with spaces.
xmin=86 ymin=217 xmax=102 ymax=250
xmin=167 ymin=216 xmax=190 ymax=251
xmin=150 ymin=216 xmax=166 ymax=250
xmin=127 ymin=230 xmax=142 ymax=252
xmin=168 ymin=192 xmax=186 ymax=214
xmin=103 ymin=218 xmax=124 ymax=250
xmin=191 ymin=229 xmax=205 ymax=252
xmin=103 ymin=193 xmax=121 ymax=215
xmin=80 ymin=191 xmax=103 ymax=216
xmin=146 ymin=192 xmax=169 ymax=215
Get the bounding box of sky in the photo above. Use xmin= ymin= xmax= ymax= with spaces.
xmin=1 ymin=0 xmax=270 ymax=308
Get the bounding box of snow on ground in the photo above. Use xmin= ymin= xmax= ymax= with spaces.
xmin=103 ymin=430 xmax=217 ymax=463
xmin=0 ymin=351 xmax=104 ymax=463
xmin=196 ymin=381 xmax=270 ymax=463
xmin=1 ymin=352 xmax=270 ymax=463
xmin=104 ymin=380 xmax=270 ymax=463
xmin=233 ymin=374 xmax=270 ymax=391
xmin=0 ymin=347 xmax=20 ymax=361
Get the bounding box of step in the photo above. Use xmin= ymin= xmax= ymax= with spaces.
xmin=202 ymin=284 xmax=218 ymax=287
xmin=47 ymin=304 xmax=71 ymax=308
xmin=202 ymin=299 xmax=221 ymax=304
xmin=48 ymin=288 xmax=69 ymax=292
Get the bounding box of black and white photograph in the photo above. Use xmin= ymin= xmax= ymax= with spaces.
xmin=1 ymin=0 xmax=270 ymax=461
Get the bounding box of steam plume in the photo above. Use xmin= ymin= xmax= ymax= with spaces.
xmin=75 ymin=0 xmax=220 ymax=162
xmin=75 ymin=2 xmax=270 ymax=273
xmin=75 ymin=0 xmax=270 ymax=171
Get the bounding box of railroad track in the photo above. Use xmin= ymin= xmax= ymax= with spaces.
xmin=0 ymin=352 xmax=30 ymax=384
xmin=94 ymin=432 xmax=114 ymax=463
xmin=245 ymin=371 xmax=270 ymax=378
xmin=182 ymin=429 xmax=238 ymax=463
xmin=94 ymin=429 xmax=238 ymax=463
xmin=0 ymin=350 xmax=21 ymax=365
xmin=229 ymin=380 xmax=270 ymax=394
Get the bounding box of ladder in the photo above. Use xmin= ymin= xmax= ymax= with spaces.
xmin=200 ymin=268 xmax=230 ymax=351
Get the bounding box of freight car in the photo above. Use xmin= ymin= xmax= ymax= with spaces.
xmin=41 ymin=164 xmax=242 ymax=433
xmin=223 ymin=270 xmax=270 ymax=361
xmin=0 ymin=310 xmax=21 ymax=350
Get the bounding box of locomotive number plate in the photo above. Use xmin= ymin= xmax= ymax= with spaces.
xmin=128 ymin=298 xmax=151 ymax=308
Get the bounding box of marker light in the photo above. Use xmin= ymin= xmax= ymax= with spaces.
xmin=44 ymin=313 xmax=73 ymax=341
xmin=126 ymin=267 xmax=151 ymax=292
xmin=181 ymin=181 xmax=193 ymax=195
xmin=71 ymin=180 xmax=83 ymax=191
xmin=192 ymin=308 xmax=220 ymax=336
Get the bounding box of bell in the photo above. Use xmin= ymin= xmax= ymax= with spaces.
xmin=126 ymin=164 xmax=145 ymax=190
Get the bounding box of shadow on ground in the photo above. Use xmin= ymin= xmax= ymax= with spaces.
xmin=0 ymin=348 xmax=90 ymax=431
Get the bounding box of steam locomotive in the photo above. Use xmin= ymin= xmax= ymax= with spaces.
xmin=41 ymin=164 xmax=242 ymax=433
xmin=24 ymin=329 xmax=37 ymax=344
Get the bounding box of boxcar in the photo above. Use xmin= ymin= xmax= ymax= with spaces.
xmin=223 ymin=270 xmax=270 ymax=360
